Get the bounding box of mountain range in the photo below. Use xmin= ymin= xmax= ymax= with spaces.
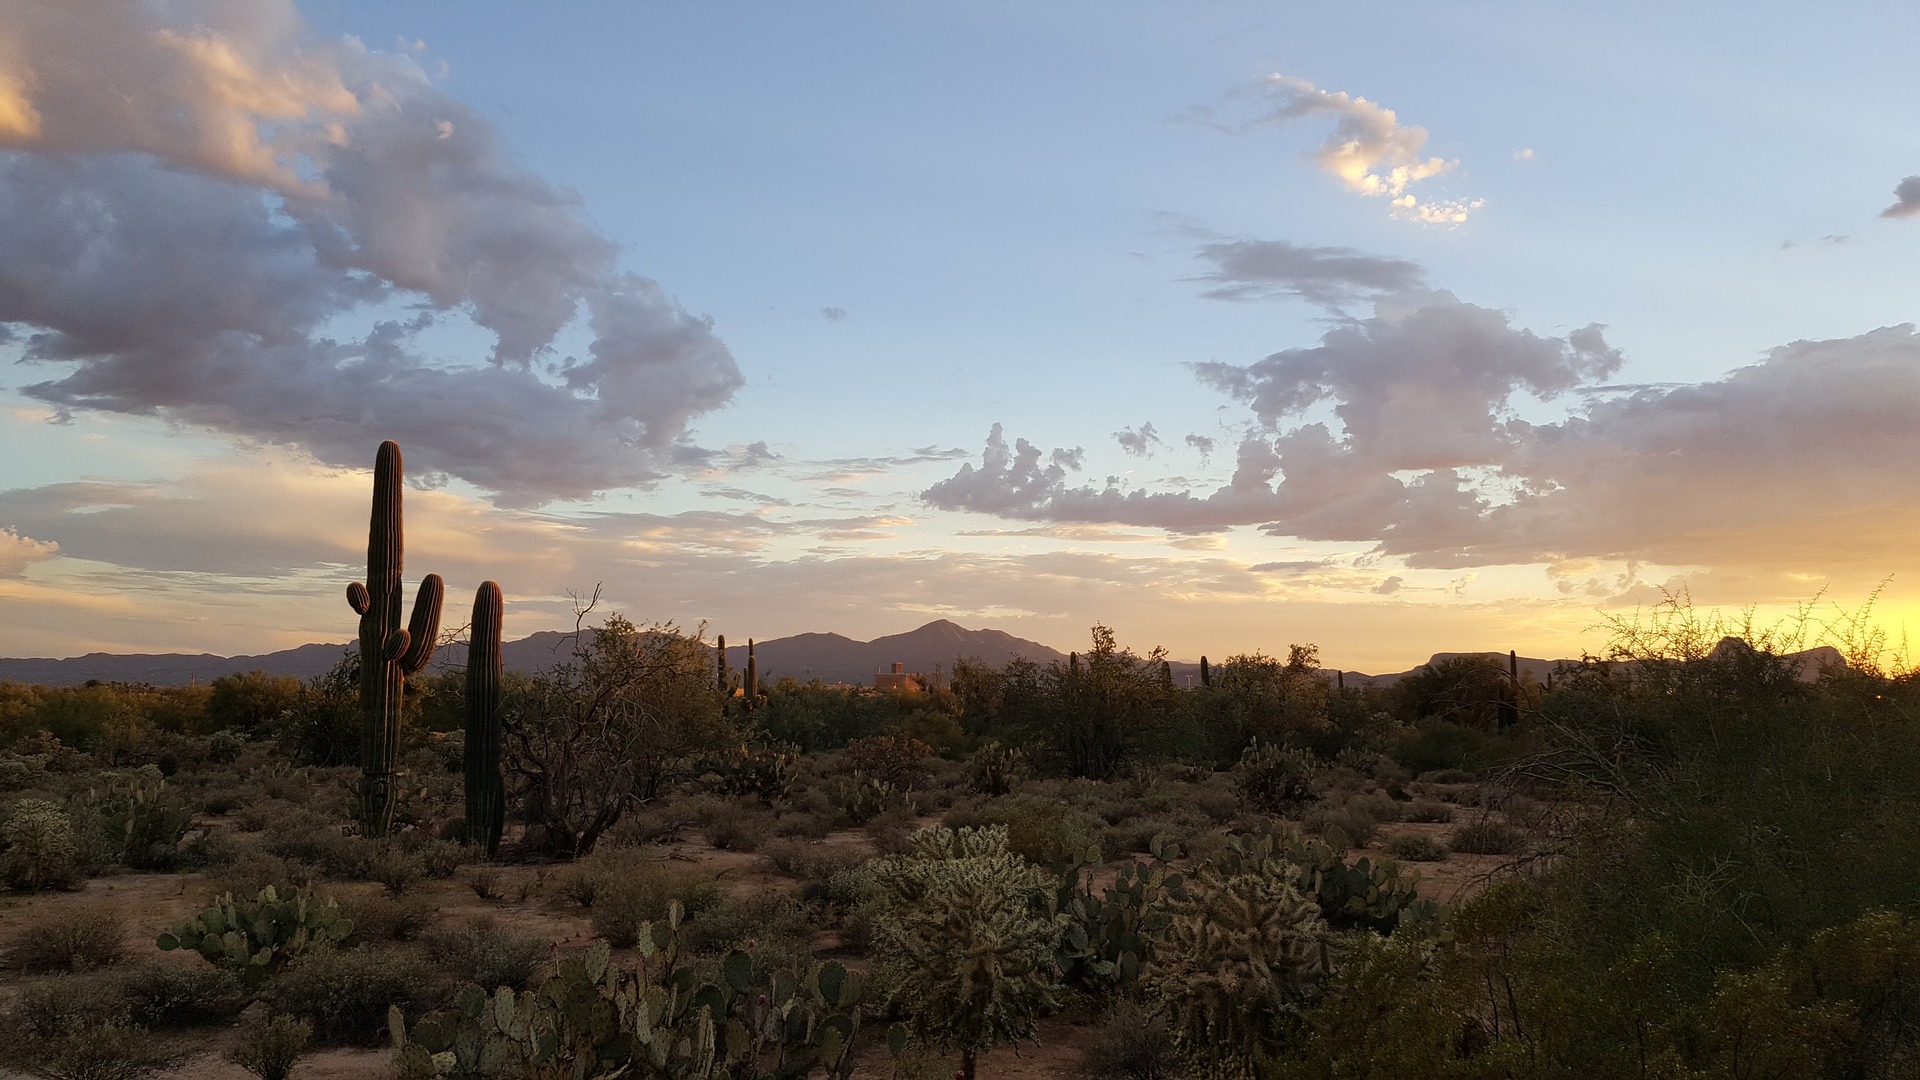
xmin=0 ymin=620 xmax=1843 ymax=689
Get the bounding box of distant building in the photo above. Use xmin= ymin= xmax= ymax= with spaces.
xmin=874 ymin=661 xmax=924 ymax=694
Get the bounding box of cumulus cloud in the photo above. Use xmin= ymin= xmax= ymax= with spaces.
xmin=0 ymin=0 xmax=742 ymax=504
xmin=1881 ymin=176 xmax=1920 ymax=219
xmin=927 ymin=293 xmax=1920 ymax=594
xmin=1184 ymin=433 xmax=1216 ymax=462
xmin=820 ymin=306 xmax=849 ymax=321
xmin=0 ymin=527 xmax=58 ymax=576
xmin=1235 ymin=74 xmax=1482 ymax=224
xmin=1193 ymin=238 xmax=1424 ymax=308
xmin=1114 ymin=422 xmax=1163 ymax=457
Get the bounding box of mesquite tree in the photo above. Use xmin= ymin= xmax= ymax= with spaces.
xmin=345 ymin=441 xmax=443 ymax=838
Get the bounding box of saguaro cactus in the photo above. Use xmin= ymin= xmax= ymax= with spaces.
xmin=346 ymin=441 xmax=444 ymax=838
xmin=745 ymin=638 xmax=759 ymax=702
xmin=1199 ymin=655 xmax=1211 ymax=688
xmin=716 ymin=634 xmax=729 ymax=695
xmin=465 ymin=581 xmax=505 ymax=855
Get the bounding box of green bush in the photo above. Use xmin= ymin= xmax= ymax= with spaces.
xmin=943 ymin=794 xmax=1103 ymax=867
xmin=228 ymin=1014 xmax=312 ymax=1080
xmin=1384 ymin=832 xmax=1450 ymax=862
xmin=363 ymin=841 xmax=425 ymax=895
xmin=5 ymin=907 xmax=125 ymax=973
xmin=339 ymin=891 xmax=434 ymax=944
xmin=2 ymin=798 xmax=80 ymax=890
xmin=264 ymin=945 xmax=432 ymax=1045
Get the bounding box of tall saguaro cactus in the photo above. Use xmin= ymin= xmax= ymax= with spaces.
xmin=346 ymin=441 xmax=444 ymax=838
xmin=465 ymin=581 xmax=505 ymax=856
xmin=716 ymin=634 xmax=729 ymax=695
xmin=745 ymin=638 xmax=759 ymax=704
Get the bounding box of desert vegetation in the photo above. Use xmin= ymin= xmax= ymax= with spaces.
xmin=5 ymin=448 xmax=1920 ymax=1078
xmin=4 ymin=593 xmax=1916 ymax=1079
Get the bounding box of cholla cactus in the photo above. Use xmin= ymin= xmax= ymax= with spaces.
xmin=868 ymin=825 xmax=1067 ymax=1080
xmin=0 ymin=798 xmax=79 ymax=891
xmin=1232 ymin=739 xmax=1320 ymax=813
xmin=1144 ymin=867 xmax=1328 ymax=1078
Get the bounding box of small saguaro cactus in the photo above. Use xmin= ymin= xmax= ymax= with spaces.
xmin=1200 ymin=655 xmax=1211 ymax=688
xmin=716 ymin=634 xmax=729 ymax=694
xmin=346 ymin=441 xmax=444 ymax=839
xmin=465 ymin=581 xmax=505 ymax=856
xmin=745 ymin=638 xmax=759 ymax=702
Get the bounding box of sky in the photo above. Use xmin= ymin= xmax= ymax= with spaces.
xmin=2 ymin=0 xmax=1919 ymax=673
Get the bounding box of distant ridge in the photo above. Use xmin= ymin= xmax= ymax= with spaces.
xmin=0 ymin=629 xmax=1843 ymax=689
xmin=0 ymin=620 xmax=1071 ymax=688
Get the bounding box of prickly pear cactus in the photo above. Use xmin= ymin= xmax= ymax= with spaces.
xmin=1056 ymin=853 xmax=1185 ymax=992
xmin=157 ymin=885 xmax=353 ymax=987
xmin=392 ymin=909 xmax=863 ymax=1080
xmin=347 ymin=441 xmax=445 ymax=839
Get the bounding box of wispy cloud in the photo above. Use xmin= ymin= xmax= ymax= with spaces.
xmin=1192 ymin=238 xmax=1425 ymax=308
xmin=1222 ymin=74 xmax=1482 ymax=224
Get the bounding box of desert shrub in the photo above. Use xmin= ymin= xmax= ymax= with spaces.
xmin=174 ymin=827 xmax=241 ymax=871
xmin=867 ymin=825 xmax=1067 ymax=1080
xmin=1449 ymin=820 xmax=1528 ymax=855
xmin=944 ymin=794 xmax=1103 ymax=868
xmin=865 ymin=805 xmax=920 ymax=855
xmin=466 ymin=865 xmax=504 ymax=900
xmin=2 ymin=797 xmax=80 ymax=890
xmin=14 ymin=1021 xmax=179 ymax=1080
xmin=771 ymin=807 xmax=834 ymax=838
xmin=590 ymin=870 xmax=722 ymax=948
xmin=408 ymin=837 xmax=464 ymax=879
xmin=207 ymin=852 xmax=317 ymax=899
xmin=228 ymin=1014 xmax=312 ymax=1080
xmin=340 ymin=891 xmax=434 ymax=944
xmin=1384 ymin=832 xmax=1450 ymax=862
xmin=363 ymin=841 xmax=425 ymax=895
xmin=118 ymin=962 xmax=247 ymax=1027
xmin=264 ymin=945 xmax=432 ymax=1044
xmin=681 ymin=889 xmax=814 ymax=955
xmin=1081 ymin=999 xmax=1182 ymax=1080
xmin=1302 ymin=803 xmax=1379 ymax=849
xmin=702 ymin=811 xmax=769 ymax=852
xmin=422 ymin=922 xmax=549 ymax=991
xmin=6 ymin=907 xmax=125 ymax=973
xmin=6 ymin=970 xmax=131 ymax=1038
xmin=843 ymin=735 xmax=935 ymax=788
xmin=1232 ymin=741 xmax=1319 ymax=814
xmin=1403 ymin=797 xmax=1453 ymax=823
xmin=760 ymin=839 xmax=866 ymax=889
xmin=551 ymin=844 xmax=654 ymax=909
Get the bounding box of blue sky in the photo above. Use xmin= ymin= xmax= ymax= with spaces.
xmin=2 ymin=1 xmax=1917 ymax=671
